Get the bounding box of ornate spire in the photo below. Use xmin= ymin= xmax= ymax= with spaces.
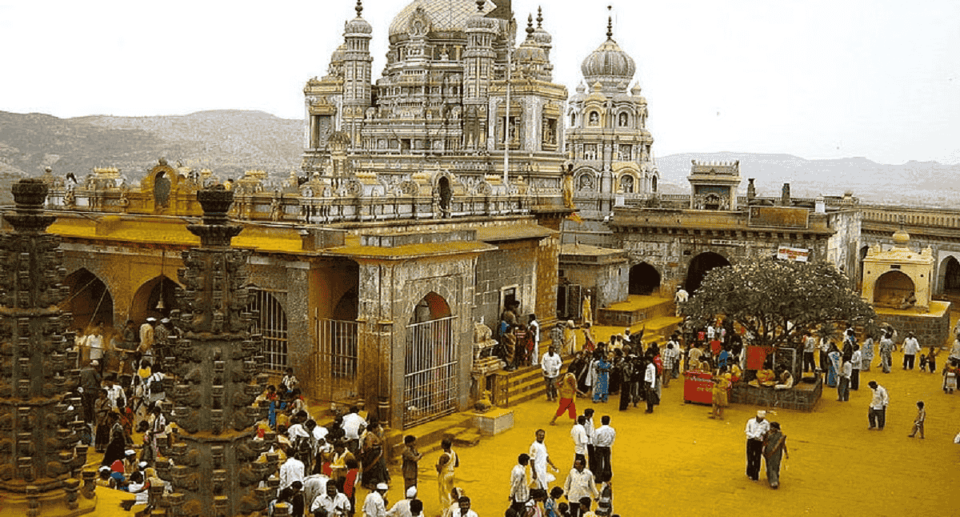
xmin=526 ymin=14 xmax=534 ymax=36
xmin=537 ymin=6 xmax=543 ymax=28
xmin=607 ymin=5 xmax=614 ymax=40
xmin=355 ymin=0 xmax=363 ymax=17
xmin=477 ymin=0 xmax=485 ymax=12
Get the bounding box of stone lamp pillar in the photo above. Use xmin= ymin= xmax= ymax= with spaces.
xmin=0 ymin=179 xmax=95 ymax=516
xmin=159 ymin=185 xmax=277 ymax=516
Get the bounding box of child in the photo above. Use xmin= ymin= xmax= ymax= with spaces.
xmin=909 ymin=401 xmax=925 ymax=439
xmin=926 ymin=349 xmax=937 ymax=374
xmin=281 ymin=367 xmax=299 ymax=391
xmin=545 ymin=486 xmax=564 ymax=517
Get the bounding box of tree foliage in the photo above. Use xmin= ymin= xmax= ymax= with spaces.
xmin=681 ymin=258 xmax=878 ymax=349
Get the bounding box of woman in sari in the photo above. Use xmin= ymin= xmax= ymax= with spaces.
xmin=360 ymin=416 xmax=390 ymax=489
xmin=436 ymin=439 xmax=459 ymax=514
xmin=502 ymin=325 xmax=517 ymax=371
xmin=592 ymin=351 xmax=611 ymax=403
xmin=582 ymin=322 xmax=596 ymax=354
xmin=762 ymin=421 xmax=789 ymax=489
xmin=709 ymin=366 xmax=732 ymax=420
xmin=826 ymin=343 xmax=841 ymax=387
xmin=568 ymin=351 xmax=591 ymax=394
xmin=861 ymin=333 xmax=875 ymax=371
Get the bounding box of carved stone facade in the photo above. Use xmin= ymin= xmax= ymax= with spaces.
xmin=156 ymin=186 xmax=279 ymax=516
xmin=0 ymin=179 xmax=95 ymax=516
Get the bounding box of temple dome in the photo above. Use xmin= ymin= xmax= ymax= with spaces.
xmin=389 ymin=0 xmax=495 ymax=38
xmin=581 ymin=38 xmax=636 ymax=84
xmin=344 ymin=0 xmax=373 ymax=36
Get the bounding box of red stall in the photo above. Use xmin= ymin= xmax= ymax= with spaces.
xmin=683 ymin=371 xmax=714 ymax=405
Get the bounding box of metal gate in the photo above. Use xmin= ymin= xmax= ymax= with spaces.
xmin=403 ymin=315 xmax=457 ymax=428
xmin=315 ymin=315 xmax=360 ymax=402
xmin=248 ymin=288 xmax=288 ymax=373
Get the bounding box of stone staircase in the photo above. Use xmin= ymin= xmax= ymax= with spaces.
xmin=597 ymin=295 xmax=683 ymax=345
xmin=493 ymin=355 xmax=574 ymax=408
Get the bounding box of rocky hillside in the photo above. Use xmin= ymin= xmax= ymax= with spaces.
xmin=0 ymin=110 xmax=956 ymax=207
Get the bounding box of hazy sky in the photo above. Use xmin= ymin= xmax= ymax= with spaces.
xmin=2 ymin=0 xmax=958 ymax=164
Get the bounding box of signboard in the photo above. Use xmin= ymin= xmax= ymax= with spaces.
xmin=777 ymin=246 xmax=809 ymax=262
xmin=749 ymin=206 xmax=809 ymax=229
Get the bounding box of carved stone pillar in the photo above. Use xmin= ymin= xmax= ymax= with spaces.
xmin=159 ymin=185 xmax=278 ymax=516
xmin=0 ymin=179 xmax=96 ymax=516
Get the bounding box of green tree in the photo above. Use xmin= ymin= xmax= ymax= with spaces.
xmin=681 ymin=258 xmax=878 ymax=349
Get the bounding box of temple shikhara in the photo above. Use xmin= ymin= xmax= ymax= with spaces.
xmin=4 ymin=2 xmax=959 ymax=514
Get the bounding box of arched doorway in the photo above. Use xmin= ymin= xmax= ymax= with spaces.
xmin=941 ymin=256 xmax=960 ymax=295
xmin=629 ymin=262 xmax=661 ymax=295
xmin=247 ymin=288 xmax=288 ymax=373
xmin=873 ymin=270 xmax=915 ymax=308
xmin=404 ymin=292 xmax=456 ymax=428
xmin=61 ymin=268 xmax=114 ymax=333
xmin=858 ymin=246 xmax=870 ymax=289
xmin=438 ymin=177 xmax=452 ymax=215
xmin=685 ymin=252 xmax=731 ymax=294
xmin=129 ymin=275 xmax=178 ymax=324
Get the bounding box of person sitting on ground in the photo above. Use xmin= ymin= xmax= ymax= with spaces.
xmin=774 ymin=369 xmax=794 ymax=390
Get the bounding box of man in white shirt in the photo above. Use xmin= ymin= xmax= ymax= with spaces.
xmin=529 ymin=429 xmax=558 ymax=491
xmin=541 ymin=345 xmax=563 ymax=402
xmin=310 ymin=480 xmax=351 ymax=517
xmin=341 ymin=406 xmax=365 ymax=451
xmin=362 ymin=483 xmax=389 ymax=517
xmin=86 ymin=324 xmax=104 ymax=363
xmin=279 ymin=454 xmax=305 ymax=491
xmin=509 ymin=453 xmax=530 ymax=506
xmin=570 ymin=415 xmax=589 ymax=466
xmin=563 ymin=458 xmax=598 ymax=511
xmin=529 ymin=314 xmax=540 ymax=366
xmin=451 ymin=496 xmax=478 ymax=517
xmin=582 ymin=408 xmax=596 ymax=474
xmin=902 ymin=332 xmax=921 ymax=370
xmin=387 ymin=486 xmax=419 ymax=517
xmin=838 ymin=359 xmax=852 ymax=401
xmin=744 ymin=410 xmax=770 ymax=481
xmin=593 ymin=415 xmax=616 ymax=482
xmin=802 ymin=332 xmax=817 ymax=373
xmin=867 ymin=381 xmax=889 ymax=430
xmin=644 ymin=360 xmax=658 ymax=413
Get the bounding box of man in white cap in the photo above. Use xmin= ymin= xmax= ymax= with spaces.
xmin=744 ymin=410 xmax=770 ymax=481
xmin=362 ymin=482 xmax=389 ymax=517
xmin=387 ymin=486 xmax=418 ymax=517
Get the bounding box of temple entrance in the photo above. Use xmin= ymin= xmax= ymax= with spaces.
xmin=941 ymin=256 xmax=960 ymax=295
xmin=61 ymin=268 xmax=113 ymax=332
xmin=874 ymin=270 xmax=915 ymax=308
xmin=403 ymin=292 xmax=456 ymax=428
xmin=629 ymin=262 xmax=661 ymax=295
xmin=685 ymin=252 xmax=730 ymax=294
xmin=315 ymin=288 xmax=360 ymax=402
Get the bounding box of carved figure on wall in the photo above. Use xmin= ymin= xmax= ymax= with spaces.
xmin=589 ymin=112 xmax=599 ymax=126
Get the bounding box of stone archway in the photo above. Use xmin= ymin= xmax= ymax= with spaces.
xmin=629 ymin=262 xmax=661 ymax=295
xmin=685 ymin=252 xmax=731 ymax=294
xmin=939 ymin=256 xmax=960 ymax=294
xmin=874 ymin=270 xmax=915 ymax=308
xmin=61 ymin=268 xmax=114 ymax=333
xmin=129 ymin=275 xmax=178 ymax=324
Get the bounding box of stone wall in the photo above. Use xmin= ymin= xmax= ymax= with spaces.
xmin=475 ymin=241 xmax=539 ymax=325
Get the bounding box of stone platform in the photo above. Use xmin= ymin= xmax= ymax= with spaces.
xmin=875 ymin=300 xmax=953 ymax=347
xmin=730 ymin=377 xmax=823 ymax=412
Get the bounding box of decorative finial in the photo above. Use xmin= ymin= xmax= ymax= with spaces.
xmin=356 ymin=0 xmax=363 ymax=17
xmin=527 ymin=14 xmax=534 ymax=36
xmin=477 ymin=0 xmax=485 ymax=12
xmin=537 ymin=7 xmax=543 ymax=28
xmin=607 ymin=5 xmax=613 ymax=39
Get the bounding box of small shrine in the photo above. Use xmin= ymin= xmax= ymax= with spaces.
xmin=862 ymin=227 xmax=952 ymax=347
xmin=862 ymin=227 xmax=933 ymax=311
xmin=688 ymin=160 xmax=741 ymax=211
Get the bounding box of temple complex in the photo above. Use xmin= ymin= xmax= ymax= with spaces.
xmin=6 ymin=0 xmax=959 ymax=438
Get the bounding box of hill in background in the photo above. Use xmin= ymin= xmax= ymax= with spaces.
xmin=0 ymin=110 xmax=956 ymax=208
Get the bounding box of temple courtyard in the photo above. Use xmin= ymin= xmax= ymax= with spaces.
xmin=88 ymin=342 xmax=959 ymax=517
